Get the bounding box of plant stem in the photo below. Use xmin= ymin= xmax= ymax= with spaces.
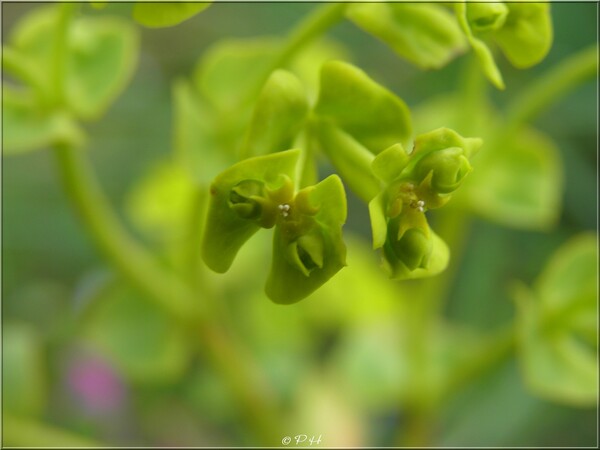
xmin=504 ymin=44 xmax=598 ymax=132
xmin=52 ymin=3 xmax=76 ymax=106
xmin=54 ymin=143 xmax=201 ymax=322
xmin=53 ymin=142 xmax=283 ymax=444
xmin=242 ymin=2 xmax=347 ymax=105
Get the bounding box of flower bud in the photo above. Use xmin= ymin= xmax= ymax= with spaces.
xmin=466 ymin=2 xmax=508 ymax=33
xmin=415 ymin=147 xmax=473 ymax=194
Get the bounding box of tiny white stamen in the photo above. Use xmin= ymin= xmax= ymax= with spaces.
xmin=279 ymin=203 xmax=291 ymax=217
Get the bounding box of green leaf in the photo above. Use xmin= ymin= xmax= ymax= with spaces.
xmin=82 ymin=284 xmax=191 ymax=384
xmin=466 ymin=127 xmax=562 ymax=230
xmin=241 ymin=70 xmax=309 ymax=158
xmin=495 ymin=2 xmax=553 ymax=69
xmin=310 ymin=120 xmax=381 ymax=203
xmin=202 ymin=150 xmax=300 ymax=273
xmin=195 ymin=38 xmax=278 ymax=111
xmin=65 ymin=17 xmax=138 ymax=120
xmin=266 ymin=175 xmax=347 ymax=304
xmin=2 ymin=86 xmax=84 ymax=154
xmin=455 ymin=2 xmax=505 ymax=90
xmin=535 ymin=234 xmax=598 ymax=348
xmin=132 ymin=2 xmax=210 ymax=28
xmin=2 ymin=322 xmax=46 ymax=416
xmin=347 ymin=3 xmax=466 ymax=69
xmin=6 ymin=5 xmax=139 ymax=121
xmin=514 ymin=283 xmax=598 ymax=406
xmin=315 ymin=60 xmax=412 ymax=153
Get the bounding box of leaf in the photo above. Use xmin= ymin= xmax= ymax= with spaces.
xmin=82 ymin=284 xmax=192 ymax=384
xmin=466 ymin=127 xmax=562 ymax=230
xmin=495 ymin=2 xmax=553 ymax=69
xmin=2 ymin=86 xmax=84 ymax=154
xmin=514 ymin=282 xmax=597 ymax=406
xmin=194 ymin=37 xmax=278 ymax=111
xmin=347 ymin=3 xmax=466 ymax=69
xmin=241 ymin=70 xmax=309 ymax=158
xmin=6 ymin=5 xmax=139 ymax=121
xmin=132 ymin=2 xmax=210 ymax=28
xmin=66 ymin=17 xmax=139 ymax=120
xmin=2 ymin=322 xmax=46 ymax=416
xmin=535 ymin=233 xmax=598 ymax=348
xmin=202 ymin=150 xmax=300 ymax=273
xmin=315 ymin=60 xmax=412 ymax=154
xmin=266 ymin=175 xmax=347 ymax=304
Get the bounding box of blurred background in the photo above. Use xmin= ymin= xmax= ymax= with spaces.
xmin=2 ymin=2 xmax=598 ymax=447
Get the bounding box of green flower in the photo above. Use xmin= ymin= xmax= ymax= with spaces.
xmin=202 ymin=149 xmax=347 ymax=303
xmin=369 ymin=128 xmax=482 ymax=279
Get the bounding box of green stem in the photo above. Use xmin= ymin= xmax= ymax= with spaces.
xmin=54 ymin=143 xmax=201 ymax=322
xmin=504 ymin=44 xmax=598 ymax=132
xmin=53 ymin=142 xmax=282 ymax=444
xmin=242 ymin=2 xmax=347 ymax=105
xmin=52 ymin=3 xmax=76 ymax=106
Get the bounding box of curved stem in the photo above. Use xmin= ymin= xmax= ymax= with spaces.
xmin=504 ymin=44 xmax=598 ymax=132
xmin=53 ymin=142 xmax=283 ymax=444
xmin=54 ymin=143 xmax=201 ymax=322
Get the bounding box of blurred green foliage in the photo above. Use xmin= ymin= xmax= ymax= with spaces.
xmin=2 ymin=2 xmax=597 ymax=447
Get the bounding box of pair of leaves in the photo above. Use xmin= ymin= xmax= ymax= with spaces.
xmin=3 ymin=5 xmax=139 ymax=154
xmin=513 ymin=234 xmax=598 ymax=406
xmin=456 ymin=2 xmax=553 ymax=89
xmin=202 ymin=150 xmax=347 ymax=304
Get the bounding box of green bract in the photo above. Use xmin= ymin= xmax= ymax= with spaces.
xmin=241 ymin=70 xmax=310 ymax=158
xmin=369 ymin=128 xmax=482 ymax=279
xmin=456 ymin=1 xmax=553 ymax=89
xmin=346 ymin=3 xmax=467 ymax=69
xmin=201 ymin=150 xmax=347 ymax=303
xmin=315 ymin=60 xmax=412 ymax=153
